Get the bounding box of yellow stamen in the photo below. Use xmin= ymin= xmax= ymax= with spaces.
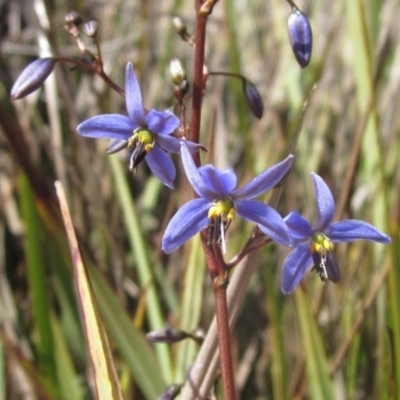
xmin=310 ymin=232 xmax=333 ymax=282
xmin=207 ymin=198 xmax=236 ymax=254
xmin=208 ymin=198 xmax=236 ymax=221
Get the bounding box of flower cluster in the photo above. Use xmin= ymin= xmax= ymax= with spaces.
xmin=11 ymin=59 xmax=391 ymax=295
xmin=72 ymin=64 xmax=392 ymax=294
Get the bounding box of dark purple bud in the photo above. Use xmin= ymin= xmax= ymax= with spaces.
xmin=10 ymin=58 xmax=56 ymax=100
xmin=83 ymin=21 xmax=100 ymax=38
xmin=146 ymin=328 xmax=189 ymax=344
xmin=105 ymin=139 xmax=129 ymax=154
xmin=287 ymin=8 xmax=312 ymax=68
xmin=242 ymin=79 xmax=264 ymax=119
xmin=157 ymin=384 xmax=181 ymax=400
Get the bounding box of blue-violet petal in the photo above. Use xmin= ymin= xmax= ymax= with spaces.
xmin=232 ymin=155 xmax=294 ymax=200
xmin=281 ymin=244 xmax=312 ymax=294
xmin=236 ymin=200 xmax=291 ymax=246
xmin=125 ymin=63 xmax=146 ymax=126
xmin=147 ymin=109 xmax=180 ymax=136
xmin=181 ymin=143 xmax=218 ymax=200
xmin=312 ymin=172 xmax=335 ymax=231
xmin=77 ymin=114 xmax=135 ymax=140
xmin=145 ymin=146 xmax=176 ymax=189
xmin=199 ymin=165 xmax=237 ymax=196
xmin=162 ymin=198 xmax=210 ymax=253
xmin=327 ymin=220 xmax=392 ymax=244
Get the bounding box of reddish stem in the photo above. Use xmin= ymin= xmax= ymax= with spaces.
xmin=190 ymin=2 xmax=236 ymax=398
xmin=189 ymin=12 xmax=207 ymax=163
xmin=214 ymin=275 xmax=237 ymax=400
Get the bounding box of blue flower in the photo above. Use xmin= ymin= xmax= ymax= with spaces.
xmin=162 ymin=143 xmax=294 ymax=254
xmin=281 ymin=172 xmax=391 ymax=294
xmin=77 ymin=62 xmax=199 ymax=188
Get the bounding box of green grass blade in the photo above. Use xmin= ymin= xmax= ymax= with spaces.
xmin=175 ymin=235 xmax=205 ymax=382
xmin=296 ymin=289 xmax=335 ymax=400
xmin=19 ymin=172 xmax=55 ymax=380
xmin=51 ymin=314 xmax=84 ymax=400
xmin=90 ymin=266 xmax=166 ymax=399
xmin=109 ymin=156 xmax=172 ymax=382
xmin=56 ymin=181 xmax=123 ymax=400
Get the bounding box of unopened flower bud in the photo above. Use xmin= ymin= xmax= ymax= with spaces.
xmin=65 ymin=11 xmax=83 ymax=27
xmin=157 ymin=384 xmax=181 ymax=400
xmin=83 ymin=20 xmax=100 ymax=38
xmin=170 ymin=58 xmax=186 ymax=86
xmin=11 ymin=58 xmax=56 ymax=100
xmin=287 ymin=8 xmax=312 ymax=68
xmin=242 ymin=79 xmax=264 ymax=119
xmin=172 ymin=16 xmax=188 ymax=38
xmin=146 ymin=328 xmax=189 ymax=344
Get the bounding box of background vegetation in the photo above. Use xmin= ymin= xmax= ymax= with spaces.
xmin=0 ymin=0 xmax=399 ymax=399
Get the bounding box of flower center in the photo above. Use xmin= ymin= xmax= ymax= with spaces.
xmin=309 ymin=232 xmax=333 ymax=282
xmin=127 ymin=129 xmax=155 ymax=172
xmin=207 ymin=198 xmax=236 ymax=254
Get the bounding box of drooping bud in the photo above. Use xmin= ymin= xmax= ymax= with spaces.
xmin=83 ymin=20 xmax=100 ymax=38
xmin=157 ymin=384 xmax=181 ymax=400
xmin=146 ymin=328 xmax=189 ymax=344
xmin=287 ymin=8 xmax=312 ymax=68
xmin=242 ymin=79 xmax=264 ymax=119
xmin=10 ymin=58 xmax=56 ymax=100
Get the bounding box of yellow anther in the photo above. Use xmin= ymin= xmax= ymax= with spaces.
xmin=128 ymin=129 xmax=154 ymax=149
xmin=208 ymin=198 xmax=235 ymax=221
xmin=310 ymin=232 xmax=333 ymax=254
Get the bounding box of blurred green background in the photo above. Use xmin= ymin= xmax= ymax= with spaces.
xmin=0 ymin=0 xmax=399 ymax=399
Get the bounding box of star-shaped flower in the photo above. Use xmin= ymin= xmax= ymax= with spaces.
xmin=281 ymin=172 xmax=391 ymax=294
xmin=77 ymin=62 xmax=200 ymax=188
xmin=162 ymin=143 xmax=294 ymax=254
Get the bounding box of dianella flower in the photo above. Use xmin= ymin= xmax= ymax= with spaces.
xmin=77 ymin=62 xmax=200 ymax=188
xmin=281 ymin=172 xmax=391 ymax=294
xmin=162 ymin=143 xmax=294 ymax=254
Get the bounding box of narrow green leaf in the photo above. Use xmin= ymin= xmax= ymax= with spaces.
xmin=295 ymin=289 xmax=335 ymax=400
xmin=109 ymin=156 xmax=172 ymax=382
xmin=89 ymin=266 xmax=166 ymax=399
xmin=175 ymin=235 xmax=205 ymax=382
xmin=51 ymin=314 xmax=84 ymax=400
xmin=56 ymin=182 xmax=123 ymax=400
xmin=19 ymin=172 xmax=55 ymax=380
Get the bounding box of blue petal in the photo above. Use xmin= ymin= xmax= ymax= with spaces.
xmin=155 ymin=133 xmax=182 ymax=153
xmin=199 ymin=165 xmax=237 ymax=196
xmin=147 ymin=109 xmax=180 ymax=136
xmin=145 ymin=146 xmax=176 ymax=189
xmin=162 ymin=198 xmax=210 ymax=253
xmin=281 ymin=244 xmax=312 ymax=295
xmin=232 ymin=155 xmax=294 ymax=200
xmin=235 ymin=200 xmax=291 ymax=246
xmin=284 ymin=211 xmax=313 ymax=241
xmin=125 ymin=63 xmax=146 ymax=126
xmin=181 ymin=142 xmax=218 ymax=200
xmin=77 ymin=114 xmax=134 ymax=140
xmin=312 ymin=172 xmax=335 ymax=231
xmin=326 ymin=220 xmax=391 ymax=244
